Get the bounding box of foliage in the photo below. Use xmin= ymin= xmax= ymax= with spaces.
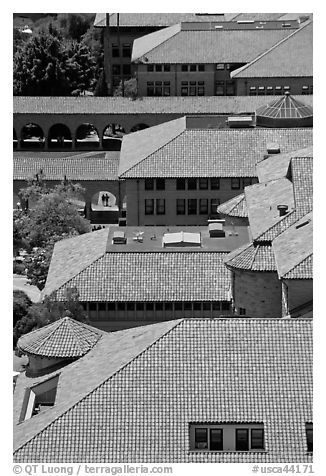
xmin=113 ymin=78 xmax=138 ymax=99
xmin=66 ymin=40 xmax=96 ymax=95
xmin=93 ymin=69 xmax=108 ymax=97
xmin=13 ymin=290 xmax=32 ymax=327
xmin=13 ymin=210 xmax=30 ymax=255
xmin=13 ymin=287 xmax=89 ymax=347
xmin=57 ymin=14 xmax=95 ymax=41
xmin=24 ymin=244 xmax=54 ymax=290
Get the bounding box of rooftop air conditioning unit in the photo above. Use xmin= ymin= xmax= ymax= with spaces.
xmin=208 ymin=223 xmax=225 ymax=237
xmin=112 ymin=230 xmax=127 ymax=244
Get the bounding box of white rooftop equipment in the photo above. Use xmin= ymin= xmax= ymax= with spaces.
xmin=112 ymin=231 xmax=127 ymax=244
xmin=208 ymin=223 xmax=226 ymax=238
xmin=162 ymin=231 xmax=201 ymax=247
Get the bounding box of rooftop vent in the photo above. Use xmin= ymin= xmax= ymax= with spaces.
xmin=296 ymin=219 xmax=311 ymax=230
xmin=277 ymin=205 xmax=288 ymax=217
xmin=208 ymin=223 xmax=225 ymax=238
xmin=266 ymin=143 xmax=280 ymax=154
xmin=162 ymin=231 xmax=201 ymax=247
xmin=112 ymin=230 xmax=127 ymax=244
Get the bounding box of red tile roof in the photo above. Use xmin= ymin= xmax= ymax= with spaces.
xmin=217 ymin=193 xmax=248 ymax=218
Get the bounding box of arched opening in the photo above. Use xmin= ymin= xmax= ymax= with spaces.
xmin=13 ymin=128 xmax=18 ymax=149
xmin=20 ymin=123 xmax=45 ymax=149
xmin=102 ymin=123 xmax=125 ymax=150
xmin=75 ymin=123 xmax=100 ymax=149
xmin=91 ymin=191 xmax=117 ymax=209
xmin=48 ymin=124 xmax=72 ymax=149
xmin=130 ymin=123 xmax=150 ymax=133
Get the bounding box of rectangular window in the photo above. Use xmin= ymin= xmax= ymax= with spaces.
xmin=221 ymin=301 xmax=230 ymax=311
xmin=239 ymin=307 xmax=246 ymax=316
xmin=302 ymin=85 xmax=309 ymax=95
xmin=175 ymin=302 xmax=183 ymax=311
xmin=145 ymin=178 xmax=154 ymax=190
xmin=164 ymin=302 xmax=173 ymax=311
xmin=145 ymin=199 xmax=154 ymax=215
xmin=117 ymin=302 xmax=125 ymax=311
xmin=236 ymin=429 xmax=249 ymax=451
xmin=98 ymin=302 xmax=106 ymax=311
xmin=181 ymin=81 xmax=188 ymax=96
xmin=190 ymin=84 xmax=197 ymax=96
xmin=163 ymin=64 xmax=171 ymax=72
xmin=112 ymin=43 xmax=119 ymax=57
xmin=266 ymin=86 xmax=274 ymax=95
xmin=193 ymin=302 xmax=202 ymax=311
xmin=199 ymin=178 xmax=208 ymax=189
xmin=306 ymin=424 xmax=313 ymax=452
xmin=242 ymin=177 xmax=252 ymax=187
xmin=258 ymin=86 xmax=265 ymax=95
xmin=203 ymin=302 xmax=211 ymax=311
xmin=210 ymin=178 xmax=220 ymax=190
xmin=210 ymin=429 xmax=223 ymax=451
xmin=126 ymin=302 xmax=135 ymax=311
xmin=195 ymin=428 xmax=208 ymax=449
xmin=198 ymin=82 xmax=205 ymax=96
xmin=198 ymin=64 xmax=205 ymax=72
xmin=122 ymin=43 xmax=131 ymax=57
xmin=184 ymin=302 xmax=192 ymax=311
xmin=147 ymin=64 xmax=154 ymax=72
xmin=188 ymin=199 xmax=197 ymax=215
xmin=176 ymin=199 xmax=186 ymax=215
xmin=231 ymin=178 xmax=241 ymax=189
xmin=190 ymin=64 xmax=197 ymax=72
xmin=136 ymin=302 xmax=144 ymax=311
xmin=155 ymin=64 xmax=162 ymax=72
xmin=216 ymin=63 xmax=224 ymax=70
xmin=199 ymin=199 xmax=208 ymax=214
xmin=212 ymin=302 xmax=220 ymax=311
xmin=108 ymin=302 xmax=115 ymax=311
xmin=155 ymin=302 xmax=163 ymax=311
xmin=89 ymin=302 xmax=97 ymax=312
xmin=112 ymin=64 xmax=120 ymax=75
xmin=283 ymin=85 xmax=290 ymax=93
xmin=251 ymin=429 xmax=264 ymax=450
xmin=163 ymin=81 xmax=171 ymax=96
xmin=249 ymin=86 xmax=257 ymax=96
xmin=147 ymin=81 xmax=154 ymax=96
xmin=226 ymin=80 xmax=235 ymax=96
xmin=181 ymin=64 xmax=188 ymax=72
xmin=215 ymin=81 xmax=225 ymax=96
xmin=275 ymin=86 xmax=282 ymax=94
xmin=156 ymin=178 xmax=165 ymax=190
xmin=123 ymin=64 xmax=131 ymax=75
xmin=154 ymin=81 xmax=162 ymax=96
xmin=156 ymin=199 xmax=165 ymax=215
xmin=146 ymin=302 xmax=154 ymax=311
xmin=188 ymin=178 xmax=197 ymax=190
xmin=176 ymin=178 xmax=186 ymax=190
xmin=210 ymin=199 xmax=220 ymax=215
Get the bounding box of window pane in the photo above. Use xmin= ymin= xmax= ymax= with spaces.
xmin=112 ymin=64 xmax=120 ymax=75
xmin=216 ymin=63 xmax=224 ymax=70
xmin=210 ymin=199 xmax=220 ymax=215
xmin=188 ymin=199 xmax=197 ymax=215
xmin=175 ymin=302 xmax=183 ymax=311
xmin=164 ymin=302 xmax=173 ymax=311
xmin=212 ymin=302 xmax=220 ymax=311
xmin=198 ymin=64 xmax=205 ymax=71
xmin=98 ymin=302 xmax=106 ymax=311
xmin=210 ymin=429 xmax=223 ymax=451
xmin=188 ymin=178 xmax=197 ymax=190
xmin=176 ymin=178 xmax=186 ymax=190
xmin=117 ymin=302 xmax=125 ymax=311
xmin=145 ymin=199 xmax=154 ymax=215
xmin=155 ymin=64 xmax=162 ymax=72
xmin=184 ymin=302 xmax=192 ymax=311
xmin=181 ymin=64 xmax=188 ymax=72
xmin=127 ymin=302 xmax=135 ymax=311
xmin=147 ymin=64 xmax=154 ymax=72
xmin=112 ymin=44 xmax=119 ymax=57
xmin=176 ymin=199 xmax=186 ymax=215
xmin=136 ymin=302 xmax=144 ymax=311
xmin=155 ymin=302 xmax=163 ymax=311
xmin=89 ymin=303 xmax=97 ymax=311
xmin=203 ymin=302 xmax=211 ymax=311
xmin=146 ymin=302 xmax=154 ymax=311
xmin=306 ymin=428 xmax=313 ymax=452
xmin=251 ymin=429 xmax=264 ymax=449
xmin=236 ymin=429 xmax=249 ymax=451
xmin=216 ymin=81 xmax=225 ymax=95
xmin=221 ymin=301 xmax=230 ymax=311
xmin=199 ymin=199 xmax=208 ymax=214
xmin=123 ymin=64 xmax=131 ymax=75
xmin=164 ymin=64 xmax=171 ymax=72
xmin=199 ymin=178 xmax=208 ymax=189
xmin=122 ymin=43 xmax=131 ymax=57
xmin=195 ymin=428 xmax=208 ymax=449
xmin=242 ymin=178 xmax=252 ymax=187
xmin=193 ymin=302 xmax=201 ymax=311
xmin=156 ymin=178 xmax=165 ymax=190
xmin=108 ymin=302 xmax=115 ymax=311
xmin=231 ymin=178 xmax=240 ymax=189
xmin=211 ymin=178 xmax=220 ymax=190
xmin=156 ymin=199 xmax=165 ymax=215
xmin=190 ymin=64 xmax=196 ymax=72
xmin=145 ymin=178 xmax=154 ymax=190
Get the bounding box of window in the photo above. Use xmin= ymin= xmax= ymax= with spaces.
xmin=306 ymin=424 xmax=313 ymax=452
xmin=199 ymin=178 xmax=208 ymax=189
xmin=98 ymin=302 xmax=106 ymax=311
xmin=189 ymin=82 xmax=196 ymax=96
xmin=155 ymin=64 xmax=162 ymax=72
xmin=193 ymin=302 xmax=202 ymax=311
xmin=147 ymin=64 xmax=154 ymax=72
xmin=184 ymin=302 xmax=192 ymax=311
xmin=249 ymin=86 xmax=257 ymax=96
xmin=188 ymin=199 xmax=197 ymax=215
xmin=236 ymin=429 xmax=249 ymax=451
xmin=146 ymin=302 xmax=154 ymax=311
xmin=112 ymin=43 xmax=119 ymax=57
xmin=210 ymin=178 xmax=220 ymax=190
xmin=122 ymin=43 xmax=131 ymax=57
xmin=156 ymin=199 xmax=165 ymax=215
xmin=145 ymin=178 xmax=154 ymax=190
xmin=190 ymin=424 xmax=264 ymax=452
xmin=198 ymin=81 xmax=205 ymax=96
xmin=266 ymin=86 xmax=274 ymax=95
xmin=175 ymin=302 xmax=183 ymax=311
xmin=156 ymin=178 xmax=165 ymax=190
xmin=275 ymin=86 xmax=282 ymax=94
xmin=145 ymin=199 xmax=154 ymax=215
xmin=108 ymin=302 xmax=115 ymax=311
xmin=221 ymin=301 xmax=230 ymax=311
xmin=239 ymin=307 xmax=246 ymax=315
xmin=181 ymin=64 xmax=188 ymax=72
xmin=147 ymin=81 xmax=154 ymax=96
xmin=198 ymin=64 xmax=205 ymax=72
xmin=155 ymin=302 xmax=163 ymax=311
xmin=181 ymin=81 xmax=188 ymax=96
xmin=242 ymin=177 xmax=252 ymax=187
xmin=302 ymin=85 xmax=309 ymax=95
xmin=127 ymin=302 xmax=135 ymax=311
xmin=216 ymin=63 xmax=224 ymax=70
xmin=231 ymin=178 xmax=241 ymax=189
xmin=117 ymin=302 xmax=125 ymax=311
xmin=154 ymin=81 xmax=162 ymax=96
xmin=176 ymin=199 xmax=186 ymax=215
xmin=226 ymin=80 xmax=235 ymax=96
xmin=283 ymin=85 xmax=290 ymax=93
xmin=203 ymin=302 xmax=211 ymax=311
xmin=190 ymin=64 xmax=196 ymax=72
xmin=163 ymin=81 xmax=171 ymax=96
xmin=163 ymin=64 xmax=171 ymax=72
xmin=199 ymin=199 xmax=208 ymax=214
xmin=21 ymin=376 xmax=60 ymax=421
xmin=136 ymin=302 xmax=144 ymax=311
xmin=212 ymin=302 xmax=220 ymax=311
xmin=176 ymin=178 xmax=186 ymax=190
xmin=164 ymin=302 xmax=173 ymax=311
xmin=258 ymin=86 xmax=265 ymax=95
xmin=188 ymin=178 xmax=197 ymax=190
xmin=210 ymin=199 xmax=220 ymax=215
xmin=216 ymin=81 xmax=225 ymax=96
xmin=112 ymin=64 xmax=120 ymax=75
xmin=123 ymin=64 xmax=131 ymax=75
xmin=89 ymin=302 xmax=97 ymax=312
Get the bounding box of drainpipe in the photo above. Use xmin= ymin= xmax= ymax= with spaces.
xmin=104 ymin=13 xmax=113 ymax=96
xmin=281 ymin=280 xmax=289 ymax=317
xmin=137 ymin=179 xmax=140 ymax=226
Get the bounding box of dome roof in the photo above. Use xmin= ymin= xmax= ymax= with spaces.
xmin=256 ymin=93 xmax=313 ymax=128
xmin=17 ymin=316 xmax=102 ymax=359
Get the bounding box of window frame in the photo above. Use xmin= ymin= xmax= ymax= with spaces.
xmin=145 ymin=198 xmax=154 ymax=215
xmin=306 ymin=424 xmax=313 ymax=452
xmin=145 ymin=178 xmax=154 ymax=190
xmin=156 ymin=178 xmax=165 ymax=190
xmin=176 ymin=178 xmax=186 ymax=190
xmin=231 ymin=178 xmax=241 ymax=190
xmin=188 ymin=198 xmax=197 ymax=215
xmin=156 ymin=198 xmax=165 ymax=215
xmin=199 ymin=198 xmax=208 ymax=215
xmin=176 ymin=199 xmax=186 ymax=215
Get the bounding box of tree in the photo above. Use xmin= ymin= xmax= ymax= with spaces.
xmin=13 ymin=290 xmax=32 ymax=327
xmin=13 ymin=24 xmax=71 ymax=96
xmin=113 ymin=78 xmax=138 ymax=99
xmin=94 ymin=69 xmax=108 ymax=96
xmin=57 ymin=14 xmax=94 ymax=41
xmin=66 ymin=41 xmax=96 ymax=95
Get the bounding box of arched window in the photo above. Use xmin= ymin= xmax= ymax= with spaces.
xmin=20 ymin=123 xmax=45 ymax=149
xmin=13 ymin=128 xmax=18 ymax=149
xmin=102 ymin=123 xmax=125 ymax=150
xmin=48 ymin=124 xmax=72 ymax=149
xmin=130 ymin=123 xmax=150 ymax=133
xmin=75 ymin=123 xmax=100 ymax=149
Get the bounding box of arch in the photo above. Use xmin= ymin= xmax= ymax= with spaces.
xmin=91 ymin=190 xmax=117 ymax=209
xmin=75 ymin=123 xmax=100 ymax=149
xmin=48 ymin=123 xmax=72 ymax=149
xmin=130 ymin=123 xmax=150 ymax=133
xmin=20 ymin=123 xmax=45 ymax=149
xmin=13 ymin=128 xmax=17 ymax=149
xmin=102 ymin=123 xmax=125 ymax=151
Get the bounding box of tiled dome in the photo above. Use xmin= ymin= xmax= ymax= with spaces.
xmin=17 ymin=316 xmax=102 ymax=359
xmin=256 ymin=93 xmax=313 ymax=128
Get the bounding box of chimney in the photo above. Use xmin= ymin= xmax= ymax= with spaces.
xmin=277 ymin=205 xmax=288 ymax=217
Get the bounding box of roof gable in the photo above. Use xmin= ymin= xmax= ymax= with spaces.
xmin=231 ymin=21 xmax=313 ymax=78
xmin=256 ymin=146 xmax=313 ymax=182
xmin=217 ymin=193 xmax=248 ymax=218
xmin=132 ymin=23 xmax=180 ymax=62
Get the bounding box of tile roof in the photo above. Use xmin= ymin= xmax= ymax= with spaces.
xmin=245 ymin=178 xmax=295 ymax=241
xmin=224 ymin=242 xmax=277 ymax=271
xmin=13 ymin=95 xmax=313 ymax=115
xmin=217 ymin=193 xmax=248 ymax=218
xmin=132 ymin=27 xmax=294 ymax=63
xmin=49 ymin=251 xmax=231 ymax=302
xmin=272 ymin=212 xmax=312 ymax=279
xmin=17 ymin=317 xmax=103 ymax=358
xmin=231 ymin=22 xmax=313 ymax=78
xmin=94 ymin=13 xmax=227 ymax=28
xmin=256 ymin=146 xmax=313 ymax=182
xmin=119 ymin=120 xmax=313 ymax=178
xmin=13 ymin=151 xmax=120 ymax=181
xmin=14 ymin=318 xmax=312 ymax=463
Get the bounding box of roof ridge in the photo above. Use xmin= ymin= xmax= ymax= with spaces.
xmin=231 ymin=20 xmax=312 ymax=78
xmin=255 ymin=209 xmax=297 ymax=241
xmin=282 ymin=252 xmax=313 ymax=278
xmin=250 ymin=244 xmax=260 ymax=269
xmin=64 ymin=318 xmax=84 ymax=354
xmin=35 ymin=318 xmax=67 ymax=353
xmin=14 ymin=320 xmax=183 ymax=453
xmin=132 ymin=23 xmax=181 ymax=62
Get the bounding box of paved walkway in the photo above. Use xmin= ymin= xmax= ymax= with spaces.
xmin=13 ymin=274 xmax=41 ymax=303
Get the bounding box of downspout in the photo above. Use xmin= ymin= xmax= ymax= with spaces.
xmin=137 ymin=179 xmax=140 ymax=226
